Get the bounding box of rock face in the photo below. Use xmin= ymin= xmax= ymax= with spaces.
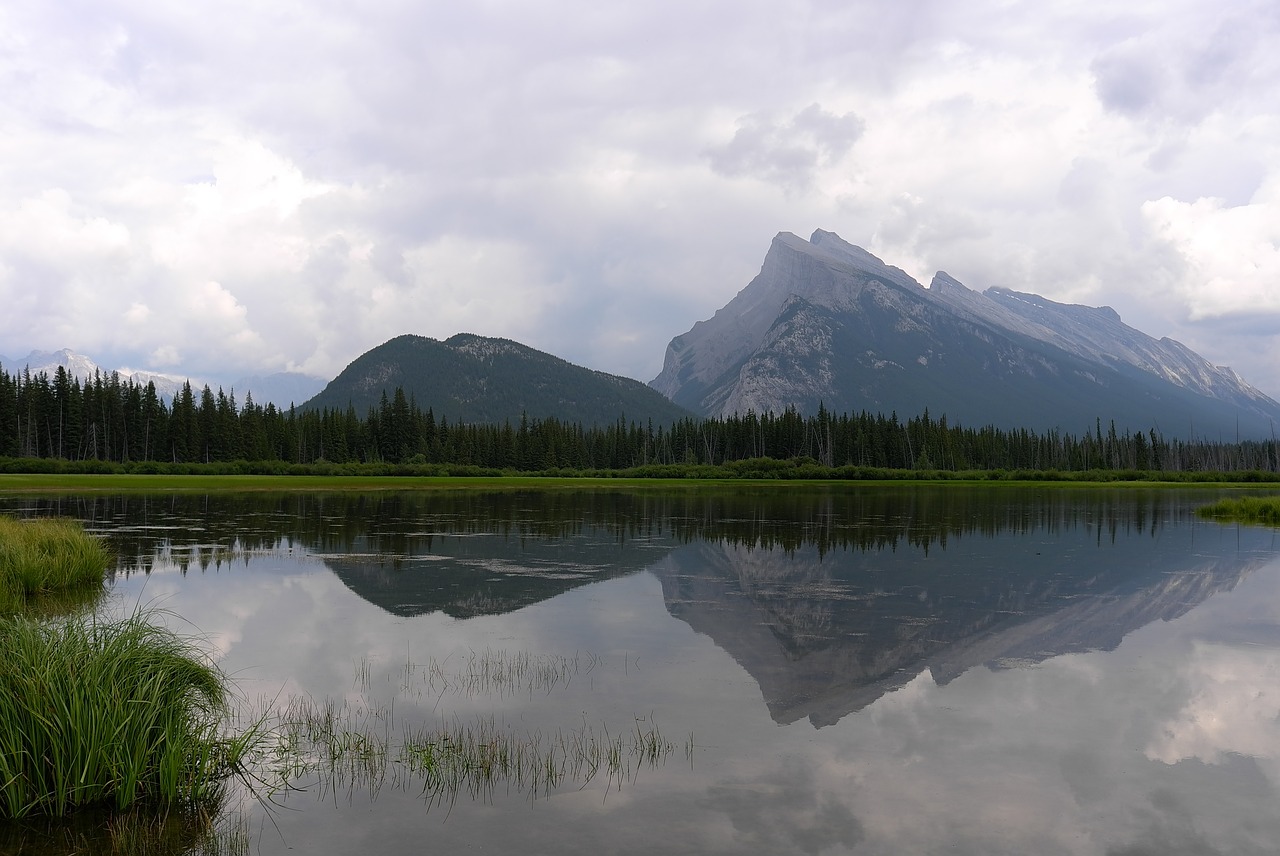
xmin=652 ymin=230 xmax=1280 ymax=436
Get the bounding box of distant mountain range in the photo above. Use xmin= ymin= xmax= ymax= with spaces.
xmin=651 ymin=230 xmax=1280 ymax=438
xmin=0 ymin=348 xmax=325 ymax=410
xmin=301 ymin=333 xmax=694 ymax=426
xmin=8 ymin=228 xmax=1280 ymax=436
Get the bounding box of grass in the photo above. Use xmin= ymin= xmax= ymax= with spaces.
xmin=1197 ymin=495 xmax=1280 ymax=525
xmin=4 ymin=473 xmax=1279 ymax=497
xmin=246 ymin=649 xmax=682 ymax=804
xmin=396 ymin=713 xmax=674 ymax=801
xmin=0 ymin=473 xmax=723 ymax=494
xmin=0 ymin=516 xmax=110 ymax=616
xmin=389 ymin=648 xmax=602 ymax=700
xmin=263 ymin=694 xmax=677 ymax=803
xmin=0 ymin=610 xmax=255 ymax=819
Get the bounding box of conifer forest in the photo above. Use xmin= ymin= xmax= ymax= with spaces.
xmin=2 ymin=365 xmax=1278 ymax=477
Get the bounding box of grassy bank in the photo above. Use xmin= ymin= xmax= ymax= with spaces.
xmin=4 ymin=455 xmax=1280 ymax=488
xmin=0 ymin=516 xmax=110 ymax=615
xmin=1197 ymin=495 xmax=1280 ymax=526
xmin=2 ymin=471 xmax=1280 ymax=496
xmin=0 ymin=610 xmax=252 ymax=819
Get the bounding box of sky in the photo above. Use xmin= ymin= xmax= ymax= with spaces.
xmin=2 ymin=0 xmax=1279 ymax=396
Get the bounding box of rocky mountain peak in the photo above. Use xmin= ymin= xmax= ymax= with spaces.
xmin=651 ymin=229 xmax=1280 ymax=437
xmin=928 ymin=271 xmax=968 ymax=294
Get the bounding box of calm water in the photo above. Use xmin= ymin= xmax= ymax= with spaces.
xmin=4 ymin=485 xmax=1280 ymax=855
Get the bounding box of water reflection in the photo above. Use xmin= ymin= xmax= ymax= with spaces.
xmin=4 ymin=484 xmax=1220 ymax=572
xmin=2 ymin=486 xmax=1279 ymax=854
xmin=656 ymin=526 xmax=1266 ymax=727
xmin=7 ymin=487 xmax=1272 ymax=729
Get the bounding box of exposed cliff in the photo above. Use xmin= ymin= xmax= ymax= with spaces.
xmin=652 ymin=230 xmax=1280 ymax=437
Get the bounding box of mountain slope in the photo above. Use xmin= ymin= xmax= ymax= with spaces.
xmin=652 ymin=230 xmax=1280 ymax=438
xmin=304 ymin=333 xmax=695 ymax=426
xmin=0 ymin=348 xmax=323 ymax=409
xmin=1 ymin=348 xmax=190 ymax=403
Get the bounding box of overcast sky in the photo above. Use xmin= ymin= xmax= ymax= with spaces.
xmin=2 ymin=0 xmax=1278 ymax=397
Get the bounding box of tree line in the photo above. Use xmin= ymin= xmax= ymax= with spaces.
xmin=2 ymin=364 xmax=1278 ymax=475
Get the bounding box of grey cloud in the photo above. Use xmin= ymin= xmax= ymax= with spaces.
xmin=4 ymin=0 xmax=1280 ymax=394
xmin=705 ymin=104 xmax=865 ymax=190
xmin=1092 ymin=49 xmax=1166 ymax=117
xmin=302 ymin=236 xmax=351 ymax=299
xmin=1056 ymin=158 xmax=1114 ymax=210
xmin=700 ymin=760 xmax=864 ymax=854
xmin=368 ymin=242 xmax=412 ymax=290
xmin=1107 ymin=768 xmax=1275 ymax=856
xmin=1184 ymin=311 xmax=1280 ymax=339
xmin=1091 ymin=6 xmax=1280 ymax=129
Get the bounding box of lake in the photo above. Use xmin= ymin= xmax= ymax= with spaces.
xmin=4 ymin=484 xmax=1280 ymax=855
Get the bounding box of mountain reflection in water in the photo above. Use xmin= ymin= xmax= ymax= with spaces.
xmin=8 ymin=486 xmax=1274 ymax=731
xmin=4 ymin=486 xmax=1280 ymax=854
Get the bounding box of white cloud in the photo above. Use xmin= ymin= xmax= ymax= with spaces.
xmin=0 ymin=0 xmax=1278 ymax=394
xmin=1142 ymin=182 xmax=1280 ymax=320
xmin=1147 ymin=641 xmax=1280 ymax=782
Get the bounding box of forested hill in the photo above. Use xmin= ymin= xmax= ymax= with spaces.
xmin=302 ymin=333 xmax=694 ymax=427
xmin=1 ymin=361 xmax=1277 ymax=474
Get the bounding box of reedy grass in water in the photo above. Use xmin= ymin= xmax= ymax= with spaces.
xmin=259 ymin=670 xmax=686 ymax=803
xmin=1197 ymin=495 xmax=1280 ymax=525
xmin=0 ymin=610 xmax=254 ymax=819
xmin=0 ymin=516 xmax=109 ymax=615
xmin=396 ymin=714 xmax=674 ymax=800
xmin=386 ymin=647 xmax=603 ymax=700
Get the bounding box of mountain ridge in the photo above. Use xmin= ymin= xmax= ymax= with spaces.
xmin=652 ymin=229 xmax=1280 ymax=438
xmin=0 ymin=348 xmax=324 ymax=409
xmin=302 ymin=332 xmax=694 ymax=426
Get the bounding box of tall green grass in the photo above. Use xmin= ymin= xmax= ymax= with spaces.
xmin=0 ymin=516 xmax=109 ymax=615
xmin=1197 ymin=495 xmax=1280 ymax=525
xmin=0 ymin=611 xmax=252 ymax=818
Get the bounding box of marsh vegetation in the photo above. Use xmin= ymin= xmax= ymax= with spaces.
xmin=0 ymin=515 xmax=255 ymax=854
xmin=251 ymin=648 xmax=681 ymax=807
xmin=1197 ymin=495 xmax=1280 ymax=525
xmin=0 ymin=610 xmax=253 ymax=819
xmin=0 ymin=515 xmax=109 ymax=614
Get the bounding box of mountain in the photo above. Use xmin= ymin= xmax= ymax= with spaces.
xmin=3 ymin=348 xmax=103 ymax=383
xmin=232 ymin=372 xmax=326 ymax=410
xmin=303 ymin=333 xmax=695 ymax=426
xmin=0 ymin=348 xmax=324 ymax=409
xmin=0 ymin=348 xmax=189 ymax=403
xmin=652 ymin=230 xmax=1280 ymax=438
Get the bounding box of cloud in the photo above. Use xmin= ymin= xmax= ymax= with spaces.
xmin=705 ymin=104 xmax=866 ymax=191
xmin=1090 ymin=6 xmax=1280 ymax=129
xmin=1142 ymin=181 xmax=1280 ymax=321
xmin=701 ymin=759 xmax=865 ymax=853
xmin=1 ymin=0 xmax=1279 ymax=395
xmin=1147 ymin=641 xmax=1280 ymax=783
